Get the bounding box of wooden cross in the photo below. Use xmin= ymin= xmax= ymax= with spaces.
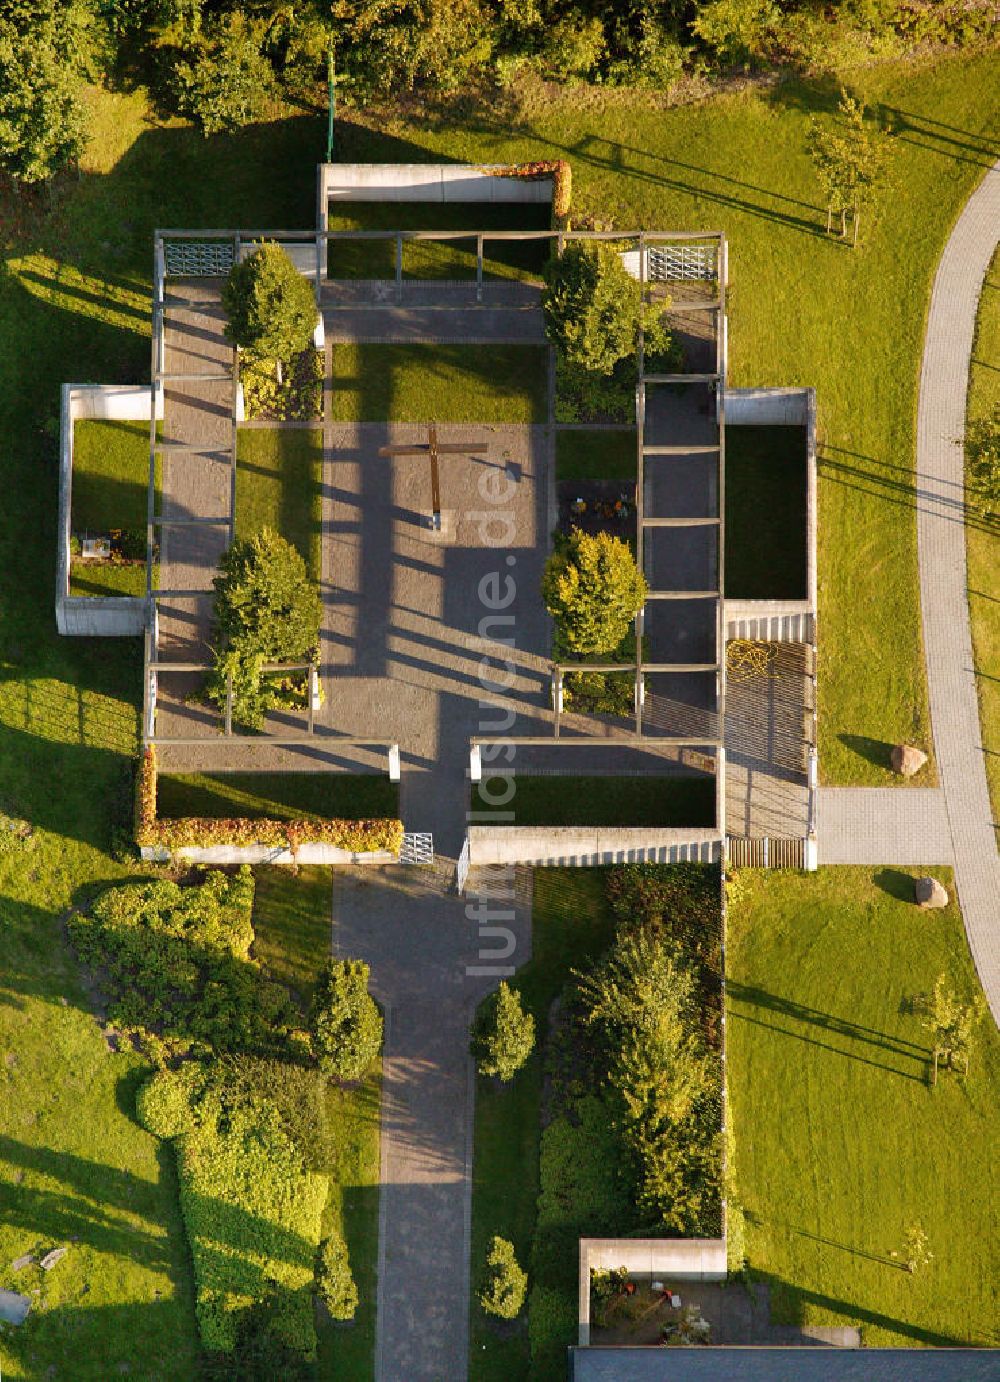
xmin=379 ymin=423 xmax=488 ymax=530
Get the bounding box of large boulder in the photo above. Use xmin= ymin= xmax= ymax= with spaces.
xmin=891 ymin=744 xmax=927 ymax=777
xmin=914 ymin=876 xmax=948 ymax=909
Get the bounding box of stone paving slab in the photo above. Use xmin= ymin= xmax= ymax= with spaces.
xmin=915 ymin=159 xmax=1000 ymax=1021
xmin=817 ymin=788 xmax=953 ymax=865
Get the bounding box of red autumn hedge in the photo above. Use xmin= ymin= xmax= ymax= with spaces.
xmin=134 ymin=747 xmax=403 ymax=856
xmin=486 ymin=160 xmax=572 ymax=225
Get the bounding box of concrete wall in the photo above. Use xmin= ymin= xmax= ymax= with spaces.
xmin=578 ymin=1238 xmax=728 ymax=1346
xmin=56 ymin=383 xmax=160 ymax=638
xmin=468 ymin=827 xmax=721 ymax=867
xmin=724 ymin=386 xmax=809 ymax=426
xmin=319 ymin=163 xmax=554 ymax=213
xmin=724 ymin=600 xmax=814 ymax=643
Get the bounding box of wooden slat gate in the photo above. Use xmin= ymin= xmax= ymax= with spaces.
xmin=727 ymin=837 xmax=806 ymax=869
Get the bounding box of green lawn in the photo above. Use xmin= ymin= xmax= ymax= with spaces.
xmin=470 ymin=869 xmax=618 ymax=1380
xmin=335 ymin=54 xmax=1000 ymax=782
xmin=727 ymin=866 xmax=999 ymax=1347
xmin=69 ymin=560 xmax=149 ymax=597
xmin=250 ymin=867 xmax=380 ymax=1380
xmin=472 ymin=773 xmax=715 ymax=826
xmin=72 ymin=419 xmax=158 ymax=532
xmin=966 ymin=248 xmax=999 ymax=845
xmin=327 ymin=200 xmax=551 ymax=281
xmin=156 ymin=771 xmax=399 ymax=821
xmin=235 ymin=426 xmax=324 ymax=580
xmin=555 ymin=427 xmax=636 ymax=480
xmin=726 ymin=425 xmax=808 ymax=600
xmin=329 ymin=343 xmax=548 ymax=423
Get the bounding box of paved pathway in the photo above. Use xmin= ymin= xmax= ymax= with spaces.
xmin=332 ymin=864 xmax=532 ymax=1382
xmin=817 ymin=788 xmax=953 ymax=865
xmin=915 ymin=159 xmax=1000 ymax=1022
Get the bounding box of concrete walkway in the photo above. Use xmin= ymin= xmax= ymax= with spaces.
xmin=817 ymin=788 xmax=953 ymax=865
xmin=333 ymin=865 xmax=532 ymax=1382
xmin=915 ymin=159 xmax=1000 ymax=1022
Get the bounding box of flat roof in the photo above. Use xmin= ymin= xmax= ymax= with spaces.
xmin=569 ymin=1348 xmax=1000 ymax=1382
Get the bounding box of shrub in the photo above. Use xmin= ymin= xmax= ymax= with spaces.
xmin=692 ymin=0 xmax=781 ymax=65
xmin=540 ymin=15 xmax=605 ymax=80
xmin=309 ymin=958 xmax=382 ymax=1082
xmin=471 ymin=982 xmax=535 ymax=1081
xmin=223 ymin=243 xmax=317 ymax=375
xmin=207 ymin=529 xmax=321 ymax=730
xmin=543 ymin=528 xmax=647 ymax=658
xmin=478 ymin=1235 xmax=527 ymax=1319
xmin=543 ymin=242 xmax=672 ymax=376
xmin=135 ymin=1065 xmax=204 ymax=1139
xmin=966 ymin=404 xmax=1000 ymax=518
xmin=315 ymin=1232 xmax=359 ymax=1320
xmin=70 ymin=868 xmax=298 ymax=1055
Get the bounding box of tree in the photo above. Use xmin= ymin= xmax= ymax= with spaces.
xmin=173 ymin=14 xmax=276 ymax=137
xmin=471 ymin=982 xmax=535 ymax=1082
xmin=478 ymin=1236 xmax=527 ymax=1319
xmin=542 ymin=241 xmax=672 ymax=375
xmin=543 ymin=528 xmax=647 ymax=657
xmin=892 ymin=1222 xmax=932 ymax=1274
xmin=309 ymin=958 xmax=382 ymax=1082
xmin=808 ymin=93 xmax=891 ymax=245
xmin=915 ymin=973 xmax=982 ymax=1084
xmin=692 ymin=0 xmax=780 ymax=66
xmin=208 ymin=529 xmax=321 ymax=730
xmin=0 ymin=0 xmax=93 ymax=184
xmin=222 ymin=242 xmax=317 ymax=384
xmin=965 ymin=405 xmax=1000 ymax=519
xmin=315 ymin=1232 xmax=358 ymax=1320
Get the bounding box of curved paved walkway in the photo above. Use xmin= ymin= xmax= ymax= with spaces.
xmin=916 ymin=158 xmax=1000 ymax=1023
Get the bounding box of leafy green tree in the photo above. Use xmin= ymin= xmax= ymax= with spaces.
xmin=472 ymin=982 xmax=535 ymax=1081
xmin=208 ymin=529 xmax=321 ymax=730
xmin=0 ymin=0 xmax=93 ymax=184
xmin=223 ymin=242 xmax=317 ymax=384
xmin=808 ymin=92 xmax=891 ymax=244
xmin=915 ymin=973 xmax=983 ymax=1084
xmin=478 ymin=1236 xmax=528 ymax=1319
xmin=543 ymin=528 xmax=647 ymax=657
xmin=315 ymin=1232 xmax=358 ymax=1320
xmin=692 ymin=0 xmax=780 ymax=66
xmin=542 ymin=241 xmax=672 ymax=375
xmin=966 ymin=405 xmax=1000 ymax=518
xmin=173 ymin=13 xmax=275 ymax=136
xmin=309 ymin=958 xmax=382 ymax=1082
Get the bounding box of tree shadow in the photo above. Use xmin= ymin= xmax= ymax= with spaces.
xmin=756 ymin=1269 xmax=966 ymax=1347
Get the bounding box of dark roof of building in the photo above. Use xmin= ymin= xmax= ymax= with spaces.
xmin=569 ymin=1348 xmax=1000 ymax=1382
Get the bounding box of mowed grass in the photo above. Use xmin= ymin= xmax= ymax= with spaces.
xmin=726 ymin=425 xmax=808 ymax=599
xmin=235 ymin=426 xmax=323 ymax=580
xmin=329 ymin=343 xmax=548 ymax=423
xmin=327 ymin=200 xmax=551 ymax=281
xmin=727 ymin=866 xmax=1000 ymax=1346
xmin=555 ymin=426 xmax=636 ymax=480
xmin=336 ymin=53 xmax=1000 ymax=781
xmin=72 ymin=419 xmax=157 ymax=532
xmin=472 ymin=773 xmax=715 ymax=826
xmin=0 ymin=88 xmax=331 ymax=1378
xmin=156 ymin=770 xmax=399 ymax=821
xmin=68 ymin=561 xmax=149 ymax=597
xmin=469 ymin=869 xmax=617 ymax=1380
xmin=966 ymin=249 xmax=1000 ymax=845
xmin=250 ymin=867 xmax=380 ymax=1380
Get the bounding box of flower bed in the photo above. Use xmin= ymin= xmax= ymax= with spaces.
xmin=135 ymin=748 xmax=403 ymax=857
xmin=242 ymin=347 xmax=323 ymax=421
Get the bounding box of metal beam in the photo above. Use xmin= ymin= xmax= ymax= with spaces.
xmin=152 ymin=516 xmax=231 ymax=527
xmin=470 ymin=735 xmax=722 ymax=748
xmin=642 ymin=516 xmax=720 ymax=528
xmin=642 ymin=445 xmax=720 ymax=456
xmin=155 ymin=371 xmax=233 ymax=383
xmin=645 ymin=589 xmax=719 ymax=600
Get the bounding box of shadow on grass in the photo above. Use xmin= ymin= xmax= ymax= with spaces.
xmin=872 ymin=868 xmax=921 ymax=902
xmin=759 ymin=1269 xmax=964 ymax=1346
xmin=838 ymin=732 xmax=893 ymax=770
xmin=728 ymin=979 xmax=930 ymax=1080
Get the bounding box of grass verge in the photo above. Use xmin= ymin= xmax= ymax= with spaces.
xmin=69 ymin=561 xmax=150 ymax=597
xmin=726 ymin=425 xmax=808 ymax=600
xmin=156 ymin=771 xmax=399 ymax=822
xmin=235 ymin=426 xmax=324 ymax=580
xmin=250 ymin=866 xmax=380 ymax=1380
xmin=469 ymin=869 xmax=617 ymax=1381
xmin=473 ymin=774 xmax=715 ymax=826
xmin=329 ymin=343 xmax=548 ymax=423
xmin=727 ymin=865 xmax=999 ymax=1346
xmin=555 ymin=427 xmax=636 ymax=480
xmin=966 ymin=249 xmax=999 ymax=844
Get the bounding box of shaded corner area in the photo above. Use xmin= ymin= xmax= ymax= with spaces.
xmin=332 ymin=864 xmax=533 ymax=1382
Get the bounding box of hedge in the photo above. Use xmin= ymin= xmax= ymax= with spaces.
xmin=135 ymin=747 xmax=403 ymax=856
xmin=138 ymin=1068 xmax=329 ymax=1358
xmin=486 ymin=159 xmax=571 ymax=225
